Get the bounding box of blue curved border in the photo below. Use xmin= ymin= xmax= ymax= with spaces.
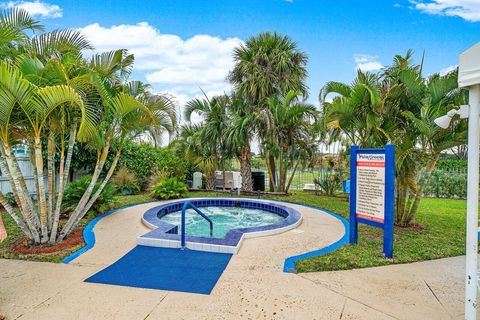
xmin=281 ymin=202 xmax=350 ymax=273
xmin=61 ymin=201 xmax=159 ymax=263
xmin=61 ymin=197 xmax=350 ymax=269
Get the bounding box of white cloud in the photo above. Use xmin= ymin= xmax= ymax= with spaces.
xmin=411 ymin=0 xmax=480 ymax=22
xmin=1 ymin=1 xmax=62 ymax=18
xmin=353 ymin=54 xmax=384 ymax=72
xmin=439 ymin=64 xmax=458 ymax=75
xmin=78 ymin=22 xmax=242 ymax=112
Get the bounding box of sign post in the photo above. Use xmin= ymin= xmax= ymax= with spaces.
xmin=349 ymin=144 xmax=395 ymax=258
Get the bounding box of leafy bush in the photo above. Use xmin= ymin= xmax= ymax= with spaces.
xmin=435 ymin=160 xmax=467 ymax=170
xmin=111 ymin=166 xmax=140 ymax=195
xmin=314 ymin=173 xmax=341 ymax=196
xmin=4 ymin=192 xmax=17 ymax=207
xmin=71 ymin=141 xmax=187 ymax=190
xmin=147 ymin=169 xmax=171 ymax=191
xmin=421 ymin=170 xmax=467 ymax=199
xmin=150 ymin=177 xmax=188 ymax=200
xmin=63 ymin=175 xmax=118 ymax=215
xmin=115 ymin=142 xmax=187 ymax=189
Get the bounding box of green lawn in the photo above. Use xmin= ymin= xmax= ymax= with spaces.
xmin=0 ymin=191 xmax=469 ymax=272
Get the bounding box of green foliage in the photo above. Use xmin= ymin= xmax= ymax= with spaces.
xmin=113 ymin=142 xmax=186 ymax=190
xmin=63 ymin=175 xmax=117 ymax=215
xmin=111 ymin=166 xmax=140 ymax=195
xmin=435 ymin=159 xmax=467 ymax=170
xmin=421 ymin=170 xmax=467 ymax=199
xmin=150 ymin=177 xmax=188 ymax=200
xmin=72 ymin=141 xmax=187 ymax=190
xmin=313 ymin=173 xmax=341 ymax=196
xmin=4 ymin=192 xmax=16 ymax=207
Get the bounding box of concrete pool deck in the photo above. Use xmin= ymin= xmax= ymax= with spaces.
xmin=0 ymin=200 xmax=475 ymax=319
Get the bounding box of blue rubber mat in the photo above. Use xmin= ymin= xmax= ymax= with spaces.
xmin=85 ymin=245 xmax=232 ymax=295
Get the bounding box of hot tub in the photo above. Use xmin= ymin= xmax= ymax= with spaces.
xmin=138 ymin=198 xmax=302 ymax=254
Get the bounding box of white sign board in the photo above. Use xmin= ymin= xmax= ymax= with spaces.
xmin=355 ymin=153 xmax=385 ymax=223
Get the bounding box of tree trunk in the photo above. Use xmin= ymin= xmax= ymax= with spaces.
xmin=205 ymin=170 xmax=216 ymax=191
xmin=2 ymin=144 xmax=40 ymax=243
xmin=50 ymin=123 xmax=77 ymax=243
xmin=0 ymin=214 xmax=6 ymax=242
xmin=58 ymin=140 xmax=111 ymax=241
xmin=68 ymin=150 xmax=122 ymax=236
xmin=240 ymin=144 xmax=253 ymax=192
xmin=33 ymin=136 xmax=49 ymax=243
xmin=268 ymin=154 xmax=276 ymax=192
xmin=0 ymin=191 xmax=32 ymax=240
xmin=47 ymin=131 xmax=55 ymax=231
xmin=285 ymin=158 xmax=300 ymax=193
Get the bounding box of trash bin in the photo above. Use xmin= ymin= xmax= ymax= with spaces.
xmin=251 ymin=171 xmax=265 ymax=192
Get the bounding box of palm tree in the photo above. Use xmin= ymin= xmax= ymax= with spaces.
xmin=225 ymin=94 xmax=255 ymax=191
xmin=320 ymin=70 xmax=383 ymax=147
xmin=0 ymin=9 xmax=177 ymax=244
xmin=320 ymin=51 xmax=467 ymax=226
xmin=228 ymin=32 xmax=309 ymax=191
xmin=264 ymin=90 xmax=318 ymax=192
xmin=184 ymin=95 xmax=230 ymax=190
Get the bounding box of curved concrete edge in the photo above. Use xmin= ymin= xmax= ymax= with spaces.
xmin=282 ymin=202 xmax=350 ymax=273
xmin=138 ymin=197 xmax=303 ymax=254
xmin=61 ymin=201 xmax=160 ymax=264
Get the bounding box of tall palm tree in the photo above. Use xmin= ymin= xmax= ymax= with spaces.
xmin=228 ymin=32 xmax=309 ymax=191
xmin=264 ymin=90 xmax=318 ymax=192
xmin=225 ymin=94 xmax=255 ymax=191
xmin=185 ymin=95 xmax=230 ymax=190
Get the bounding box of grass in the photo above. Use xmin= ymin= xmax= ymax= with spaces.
xmin=186 ymin=190 xmax=467 ymax=272
xmin=0 ymin=190 xmax=469 ymax=272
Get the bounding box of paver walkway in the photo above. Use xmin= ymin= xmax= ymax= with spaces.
xmin=0 ymin=200 xmax=474 ymax=319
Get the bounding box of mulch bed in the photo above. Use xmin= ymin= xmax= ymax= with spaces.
xmin=9 ymin=228 xmax=84 ymax=255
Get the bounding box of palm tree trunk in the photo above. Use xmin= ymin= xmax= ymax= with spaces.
xmin=0 ymin=214 xmax=6 ymax=242
xmin=407 ymin=158 xmax=437 ymax=225
xmin=205 ymin=170 xmax=216 ymax=191
xmin=33 ymin=136 xmax=49 ymax=243
xmin=285 ymin=157 xmax=301 ymax=193
xmin=68 ymin=150 xmax=122 ymax=236
xmin=50 ymin=123 xmax=76 ymax=243
xmin=47 ymin=131 xmax=55 ymax=231
xmin=4 ymin=144 xmax=39 ymax=226
xmin=2 ymin=143 xmax=40 ymax=243
xmin=239 ymin=144 xmax=253 ymax=192
xmin=0 ymin=191 xmax=32 ymax=240
xmin=268 ymin=154 xmax=276 ymax=192
xmin=266 ymin=155 xmax=275 ymax=192
xmin=58 ymin=140 xmax=111 ymax=241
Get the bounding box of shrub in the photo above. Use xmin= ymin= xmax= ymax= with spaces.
xmin=115 ymin=142 xmax=187 ymax=189
xmin=314 ymin=173 xmax=341 ymax=196
xmin=150 ymin=177 xmax=188 ymax=200
xmin=111 ymin=166 xmax=140 ymax=195
xmin=147 ymin=169 xmax=171 ymax=191
xmin=63 ymin=175 xmax=117 ymax=215
xmin=421 ymin=170 xmax=467 ymax=199
xmin=4 ymin=192 xmax=16 ymax=207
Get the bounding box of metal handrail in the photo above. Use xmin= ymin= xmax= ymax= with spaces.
xmin=181 ymin=201 xmax=213 ymax=249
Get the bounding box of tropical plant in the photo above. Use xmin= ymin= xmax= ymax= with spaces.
xmin=320 ymin=50 xmax=467 ymax=225
xmin=314 ymin=173 xmax=342 ymax=196
xmin=184 ymin=95 xmax=231 ymax=190
xmin=0 ymin=9 xmax=177 ymax=245
xmin=111 ymin=166 xmax=140 ymax=195
xmin=229 ymin=32 xmax=309 ymax=192
xmin=150 ymin=177 xmax=188 ymax=200
xmin=262 ymin=90 xmax=318 ymax=192
xmin=62 ymin=175 xmax=117 ymax=215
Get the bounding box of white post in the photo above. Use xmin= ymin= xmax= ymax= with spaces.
xmin=466 ymin=84 xmax=480 ymax=320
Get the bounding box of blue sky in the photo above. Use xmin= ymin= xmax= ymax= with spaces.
xmin=2 ymin=0 xmax=480 ymax=110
